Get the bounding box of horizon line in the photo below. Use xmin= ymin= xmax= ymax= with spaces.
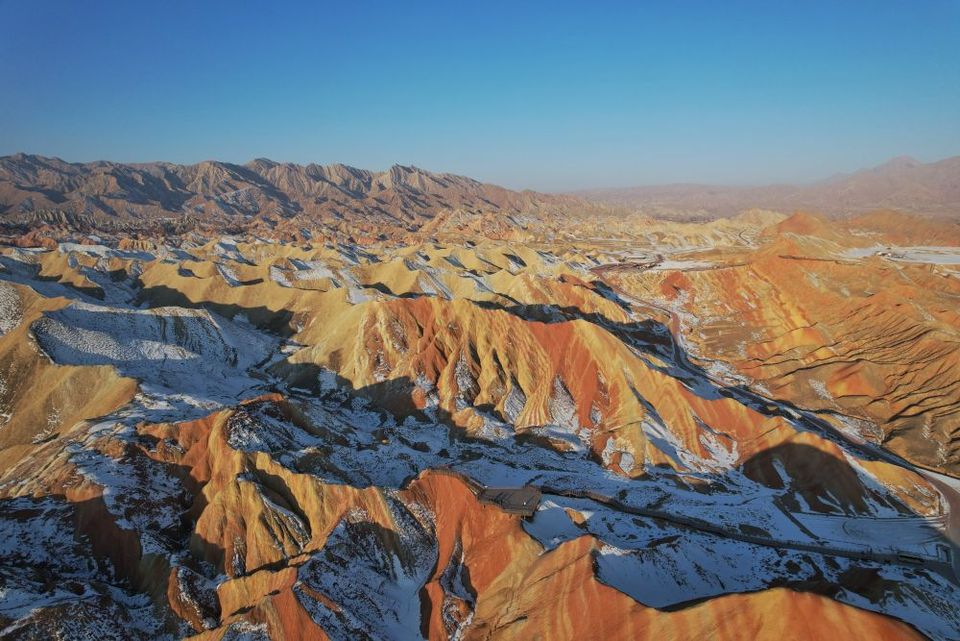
xmin=3 ymin=149 xmax=958 ymax=195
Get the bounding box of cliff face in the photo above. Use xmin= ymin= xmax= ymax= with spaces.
xmin=1 ymin=210 xmax=959 ymax=640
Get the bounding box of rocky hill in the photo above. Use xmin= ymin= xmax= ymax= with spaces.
xmin=0 ymin=153 xmax=590 ymax=240
xmin=1 ymin=208 xmax=959 ymax=639
xmin=578 ymin=155 xmax=960 ymax=219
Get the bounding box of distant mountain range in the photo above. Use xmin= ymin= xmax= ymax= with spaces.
xmin=0 ymin=153 xmax=581 ymax=237
xmin=576 ymin=155 xmax=960 ymax=219
xmin=1 ymin=153 xmax=957 ymax=239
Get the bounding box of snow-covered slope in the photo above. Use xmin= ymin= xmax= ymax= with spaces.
xmin=0 ymin=228 xmax=958 ymax=641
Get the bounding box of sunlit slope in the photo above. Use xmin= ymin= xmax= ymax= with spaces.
xmin=1 ymin=216 xmax=959 ymax=641
xmin=614 ymin=214 xmax=960 ymax=474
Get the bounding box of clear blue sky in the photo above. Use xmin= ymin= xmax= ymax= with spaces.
xmin=1 ymin=1 xmax=958 ymax=191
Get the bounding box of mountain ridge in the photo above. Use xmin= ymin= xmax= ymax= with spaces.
xmin=576 ymin=154 xmax=960 ymax=219
xmin=0 ymin=153 xmax=588 ymax=239
xmin=3 ymin=152 xmax=959 ymax=239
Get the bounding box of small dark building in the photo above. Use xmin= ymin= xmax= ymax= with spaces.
xmin=478 ymin=485 xmax=542 ymax=517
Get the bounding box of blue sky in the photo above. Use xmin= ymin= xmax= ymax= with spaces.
xmin=1 ymin=0 xmax=958 ymax=190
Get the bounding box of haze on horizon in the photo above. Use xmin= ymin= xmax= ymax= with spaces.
xmin=1 ymin=0 xmax=958 ymax=192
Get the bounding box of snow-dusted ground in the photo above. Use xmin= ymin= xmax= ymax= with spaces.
xmin=649 ymin=259 xmax=716 ymax=271
xmin=32 ymin=301 xmax=279 ymax=419
xmin=2 ymin=241 xmax=960 ymax=639
xmin=524 ymin=495 xmax=960 ymax=640
xmin=294 ymin=496 xmax=436 ymax=641
xmin=218 ymin=391 xmax=960 ymax=640
xmin=844 ymin=245 xmax=960 ymax=265
xmin=0 ymin=496 xmax=178 ymax=640
xmin=404 ymin=257 xmax=454 ymax=300
xmin=289 ymin=258 xmax=339 ymax=282
xmin=216 ymin=262 xmax=243 ymax=287
xmin=0 ymin=282 xmax=22 ymax=335
xmin=230 ymin=385 xmax=955 ymax=564
xmin=67 ymin=440 xmax=187 ymax=555
xmin=58 ymin=243 xmax=156 ymax=262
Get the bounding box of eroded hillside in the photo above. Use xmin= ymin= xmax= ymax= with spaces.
xmin=0 ymin=154 xmax=593 ymax=241
xmin=1 ymin=210 xmax=959 ymax=640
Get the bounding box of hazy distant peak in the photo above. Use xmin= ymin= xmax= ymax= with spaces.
xmin=577 ymin=154 xmax=960 ymax=218
xmin=873 ymin=155 xmax=921 ymax=171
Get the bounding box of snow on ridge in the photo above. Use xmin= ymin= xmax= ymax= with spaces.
xmin=30 ymin=300 xmax=279 ymax=414
xmin=0 ymin=495 xmax=176 ymax=639
xmin=293 ymin=496 xmax=436 ymax=641
xmin=525 ymin=494 xmax=960 ymax=641
xmin=843 ymin=245 xmax=960 ymax=265
xmin=33 ymin=301 xmax=273 ymax=370
xmin=216 ymin=263 xmax=243 ymax=287
xmin=218 ymin=622 xmax=270 ymax=641
xmin=268 ymin=265 xmax=292 ymax=287
xmin=67 ymin=442 xmax=183 ymax=555
xmin=289 ymin=259 xmax=338 ymax=281
xmin=0 ymin=282 xmax=22 ymax=335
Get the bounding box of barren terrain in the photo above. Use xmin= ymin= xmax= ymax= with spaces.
xmin=0 ymin=156 xmax=959 ymax=640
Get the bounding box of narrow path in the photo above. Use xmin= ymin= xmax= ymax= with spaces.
xmin=594 ymin=269 xmax=960 ymax=584
xmin=917 ymin=469 xmax=960 ymax=580
xmin=537 ymin=485 xmax=958 ymax=582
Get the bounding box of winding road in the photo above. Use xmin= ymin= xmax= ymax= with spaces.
xmin=588 ymin=263 xmax=960 ymax=585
